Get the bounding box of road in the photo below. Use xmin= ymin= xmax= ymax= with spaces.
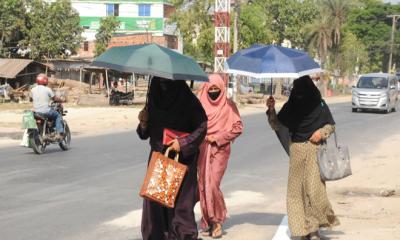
xmin=0 ymin=101 xmax=399 ymax=240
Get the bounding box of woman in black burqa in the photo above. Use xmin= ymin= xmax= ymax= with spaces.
xmin=137 ymin=77 xmax=207 ymax=240
xmin=266 ymin=76 xmax=339 ymax=240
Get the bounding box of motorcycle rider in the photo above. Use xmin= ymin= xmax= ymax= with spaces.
xmin=31 ymin=73 xmax=64 ymax=140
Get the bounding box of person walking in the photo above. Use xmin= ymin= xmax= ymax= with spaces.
xmin=266 ymin=75 xmax=339 ymax=240
xmin=197 ymin=74 xmax=243 ymax=238
xmin=137 ymin=77 xmax=207 ymax=240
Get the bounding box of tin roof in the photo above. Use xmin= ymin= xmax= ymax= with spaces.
xmin=0 ymin=59 xmax=35 ymax=79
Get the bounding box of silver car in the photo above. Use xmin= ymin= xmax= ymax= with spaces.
xmin=352 ymin=73 xmax=399 ymax=113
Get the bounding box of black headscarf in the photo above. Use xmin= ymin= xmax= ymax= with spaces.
xmin=147 ymin=77 xmax=206 ymax=147
xmin=277 ymin=75 xmax=335 ymax=143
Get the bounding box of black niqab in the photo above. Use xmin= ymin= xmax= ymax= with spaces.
xmin=147 ymin=77 xmax=206 ymax=150
xmin=277 ymin=75 xmax=335 ymax=143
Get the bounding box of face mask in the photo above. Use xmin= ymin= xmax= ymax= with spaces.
xmin=208 ymin=90 xmax=221 ymax=101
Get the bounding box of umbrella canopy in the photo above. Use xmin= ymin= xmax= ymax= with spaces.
xmin=227 ymin=44 xmax=322 ymax=78
xmin=92 ymin=44 xmax=208 ymax=82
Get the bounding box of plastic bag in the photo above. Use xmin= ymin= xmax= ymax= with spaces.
xmin=22 ymin=110 xmax=37 ymax=129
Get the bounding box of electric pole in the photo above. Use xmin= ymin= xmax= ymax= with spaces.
xmin=233 ymin=1 xmax=239 ymax=53
xmin=387 ymin=15 xmax=400 ymax=73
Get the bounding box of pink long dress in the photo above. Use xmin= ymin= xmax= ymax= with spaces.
xmin=197 ymin=74 xmax=243 ymax=229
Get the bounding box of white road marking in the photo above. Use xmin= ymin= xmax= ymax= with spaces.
xmin=272 ymin=215 xmax=291 ymax=240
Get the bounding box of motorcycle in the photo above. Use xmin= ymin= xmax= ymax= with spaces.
xmin=25 ymin=102 xmax=71 ymax=154
xmin=109 ymin=90 xmax=134 ymax=105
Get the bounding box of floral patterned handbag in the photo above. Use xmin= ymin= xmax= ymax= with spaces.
xmin=139 ymin=147 xmax=187 ymax=208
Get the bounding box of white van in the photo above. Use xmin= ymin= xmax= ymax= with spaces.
xmin=352 ymin=73 xmax=398 ymax=113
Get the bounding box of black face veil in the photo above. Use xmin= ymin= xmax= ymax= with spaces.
xmin=277 ymin=75 xmax=335 ymax=144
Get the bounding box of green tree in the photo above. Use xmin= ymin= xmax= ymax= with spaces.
xmin=305 ymin=15 xmax=333 ymax=69
xmin=47 ymin=0 xmax=83 ymax=58
xmin=344 ymin=0 xmax=400 ymax=72
xmin=94 ymin=16 xmax=120 ymax=57
xmin=339 ymin=31 xmax=369 ymax=77
xmin=20 ymin=0 xmax=83 ymax=60
xmin=238 ymin=2 xmax=272 ymax=48
xmin=0 ymin=0 xmax=26 ymax=57
xmin=318 ymin=0 xmax=359 ymax=68
xmin=170 ymin=0 xmax=214 ymax=62
xmin=246 ymin=0 xmax=318 ymax=48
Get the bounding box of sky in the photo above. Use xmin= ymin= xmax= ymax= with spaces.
xmin=384 ymin=0 xmax=400 ymax=3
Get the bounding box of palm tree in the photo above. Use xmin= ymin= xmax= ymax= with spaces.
xmin=305 ymin=15 xmax=333 ymax=97
xmin=319 ymin=0 xmax=358 ymax=67
xmin=305 ymin=15 xmax=333 ymax=68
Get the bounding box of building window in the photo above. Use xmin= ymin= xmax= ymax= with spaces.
xmin=106 ymin=4 xmax=119 ymax=16
xmin=83 ymin=41 xmax=89 ymax=51
xmin=139 ymin=4 xmax=151 ymax=17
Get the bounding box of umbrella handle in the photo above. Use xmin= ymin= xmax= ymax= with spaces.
xmin=145 ymin=76 xmax=152 ymax=107
xmin=270 ymin=79 xmax=273 ymax=96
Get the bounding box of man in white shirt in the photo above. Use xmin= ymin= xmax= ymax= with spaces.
xmin=31 ymin=74 xmax=64 ymax=139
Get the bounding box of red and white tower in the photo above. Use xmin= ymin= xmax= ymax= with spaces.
xmin=214 ymin=0 xmax=230 ymax=84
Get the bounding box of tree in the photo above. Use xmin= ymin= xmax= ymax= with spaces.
xmin=245 ymin=0 xmax=318 ymax=48
xmin=0 ymin=0 xmax=26 ymax=57
xmin=238 ymin=2 xmax=272 ymax=48
xmin=339 ymin=31 xmax=369 ymax=77
xmin=305 ymin=15 xmax=333 ymax=69
xmin=318 ymin=0 xmax=359 ymax=68
xmin=170 ymin=0 xmax=214 ymax=62
xmin=47 ymin=0 xmax=83 ymax=58
xmin=94 ymin=16 xmax=120 ymax=57
xmin=20 ymin=0 xmax=83 ymax=60
xmin=344 ymin=0 xmax=400 ymax=72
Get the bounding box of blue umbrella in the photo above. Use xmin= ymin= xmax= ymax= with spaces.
xmin=226 ymin=44 xmax=322 ymax=79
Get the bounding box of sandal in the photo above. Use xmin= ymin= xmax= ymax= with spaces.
xmin=211 ymin=223 xmax=222 ymax=239
xmin=201 ymin=227 xmax=211 ymax=237
xmin=308 ymin=232 xmax=321 ymax=240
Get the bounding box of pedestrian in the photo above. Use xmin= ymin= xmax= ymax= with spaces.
xmin=137 ymin=77 xmax=207 ymax=240
xmin=197 ymin=74 xmax=243 ymax=238
xmin=266 ymin=75 xmax=340 ymax=240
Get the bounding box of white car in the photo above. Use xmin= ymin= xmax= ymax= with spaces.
xmin=352 ymin=73 xmax=399 ymax=113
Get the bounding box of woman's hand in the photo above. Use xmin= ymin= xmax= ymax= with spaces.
xmin=266 ymin=96 xmax=275 ymax=111
xmin=206 ymin=135 xmax=216 ymax=143
xmin=309 ymin=130 xmax=322 ymax=144
xmin=167 ymin=139 xmax=181 ymax=152
xmin=138 ymin=107 xmax=148 ymax=128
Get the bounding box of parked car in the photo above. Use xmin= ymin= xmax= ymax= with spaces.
xmin=352 ymin=73 xmax=399 ymax=113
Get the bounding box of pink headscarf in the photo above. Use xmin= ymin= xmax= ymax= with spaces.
xmin=198 ymin=74 xmax=241 ymax=135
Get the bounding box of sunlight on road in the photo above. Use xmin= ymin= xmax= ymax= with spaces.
xmin=103 ymin=190 xmax=267 ymax=230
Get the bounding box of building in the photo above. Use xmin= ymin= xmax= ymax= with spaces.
xmin=0 ymin=58 xmax=49 ymax=87
xmin=69 ymin=0 xmax=180 ymax=59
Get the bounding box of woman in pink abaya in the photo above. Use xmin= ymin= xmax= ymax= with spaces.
xmin=197 ymin=74 xmax=243 ymax=238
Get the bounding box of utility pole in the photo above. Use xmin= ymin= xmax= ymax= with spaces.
xmin=387 ymin=15 xmax=400 ymax=73
xmin=233 ymin=1 xmax=239 ymax=53
xmin=214 ymin=0 xmax=230 ymax=84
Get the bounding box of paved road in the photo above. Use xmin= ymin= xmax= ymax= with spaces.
xmin=1 ymin=102 xmax=399 ymax=240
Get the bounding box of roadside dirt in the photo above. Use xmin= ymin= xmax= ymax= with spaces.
xmin=323 ymin=133 xmax=400 ymax=240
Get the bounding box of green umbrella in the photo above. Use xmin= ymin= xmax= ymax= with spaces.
xmin=92 ymin=44 xmax=208 ymax=82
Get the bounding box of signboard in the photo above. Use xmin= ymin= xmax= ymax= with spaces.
xmin=80 ymin=17 xmax=163 ymax=31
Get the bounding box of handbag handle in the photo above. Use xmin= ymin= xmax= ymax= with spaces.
xmin=164 ymin=147 xmax=180 ymax=162
xmin=332 ymin=130 xmax=338 ymax=147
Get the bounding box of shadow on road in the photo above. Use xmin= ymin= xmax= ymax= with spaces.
xmin=225 ymin=212 xmax=285 ymax=228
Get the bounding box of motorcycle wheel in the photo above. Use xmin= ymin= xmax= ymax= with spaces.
xmin=59 ymin=122 xmax=71 ymax=151
xmin=29 ymin=130 xmax=46 ymax=154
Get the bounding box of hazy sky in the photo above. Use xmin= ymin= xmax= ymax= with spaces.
xmin=384 ymin=0 xmax=400 ymax=3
